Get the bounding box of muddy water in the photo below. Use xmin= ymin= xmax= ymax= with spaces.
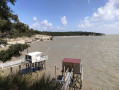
xmin=26 ymin=35 xmax=119 ymax=90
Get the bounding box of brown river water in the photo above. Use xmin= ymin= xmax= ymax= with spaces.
xmin=7 ymin=35 xmax=119 ymax=90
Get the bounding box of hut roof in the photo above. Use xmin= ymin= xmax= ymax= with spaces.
xmin=62 ymin=58 xmax=81 ymax=64
xmin=27 ymin=52 xmax=43 ymax=56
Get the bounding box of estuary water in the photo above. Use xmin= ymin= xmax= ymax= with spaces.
xmin=27 ymin=35 xmax=119 ymax=90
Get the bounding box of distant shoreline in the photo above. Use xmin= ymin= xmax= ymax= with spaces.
xmin=37 ymin=31 xmax=105 ymax=36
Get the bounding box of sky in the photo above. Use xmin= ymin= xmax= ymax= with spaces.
xmin=9 ymin=0 xmax=119 ymax=34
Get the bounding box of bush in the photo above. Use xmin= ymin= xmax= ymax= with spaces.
xmin=0 ymin=44 xmax=30 ymax=62
xmin=0 ymin=73 xmax=30 ymax=90
xmin=0 ymin=73 xmax=56 ymax=90
xmin=30 ymin=74 xmax=56 ymax=90
xmin=0 ymin=39 xmax=7 ymax=46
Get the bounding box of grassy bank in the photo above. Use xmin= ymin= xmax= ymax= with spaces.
xmin=0 ymin=73 xmax=57 ymax=90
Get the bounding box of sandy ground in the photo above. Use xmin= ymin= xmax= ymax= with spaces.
xmin=1 ymin=35 xmax=119 ymax=90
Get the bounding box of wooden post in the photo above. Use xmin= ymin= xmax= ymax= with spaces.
xmin=35 ymin=62 xmax=36 ymax=72
xmin=43 ymin=61 xmax=44 ymax=69
xmin=62 ymin=65 xmax=63 ymax=76
xmin=30 ymin=63 xmax=32 ymax=74
xmin=55 ymin=66 xmax=57 ymax=81
xmin=35 ymin=62 xmax=38 ymax=72
xmin=38 ymin=62 xmax=40 ymax=70
xmin=64 ymin=66 xmax=65 ymax=90
xmin=26 ymin=64 xmax=27 ymax=73
xmin=42 ymin=61 xmax=44 ymax=69
xmin=32 ymin=63 xmax=34 ymax=72
xmin=28 ymin=63 xmax=30 ymax=72
xmin=36 ymin=62 xmax=38 ymax=72
xmin=10 ymin=67 xmax=13 ymax=73
xmin=41 ymin=61 xmax=43 ymax=70
xmin=44 ymin=61 xmax=46 ymax=69
xmin=19 ymin=65 xmax=21 ymax=73
xmin=27 ymin=64 xmax=28 ymax=73
xmin=40 ymin=62 xmax=41 ymax=70
xmin=35 ymin=62 xmax=36 ymax=68
xmin=39 ymin=62 xmax=41 ymax=70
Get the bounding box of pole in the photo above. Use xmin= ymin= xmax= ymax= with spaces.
xmin=10 ymin=67 xmax=13 ymax=73
xmin=55 ymin=66 xmax=57 ymax=81
xmin=19 ymin=65 xmax=21 ymax=73
xmin=64 ymin=66 xmax=65 ymax=90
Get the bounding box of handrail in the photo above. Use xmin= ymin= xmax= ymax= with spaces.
xmin=0 ymin=58 xmax=25 ymax=70
xmin=0 ymin=55 xmax=48 ymax=70
xmin=60 ymin=68 xmax=73 ymax=90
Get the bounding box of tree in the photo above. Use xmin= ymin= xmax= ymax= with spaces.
xmin=0 ymin=0 xmax=19 ymax=38
xmin=0 ymin=0 xmax=18 ymax=21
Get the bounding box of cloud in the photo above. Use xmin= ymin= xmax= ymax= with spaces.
xmin=78 ymin=16 xmax=95 ymax=28
xmin=78 ymin=0 xmax=119 ymax=34
xmin=30 ymin=19 xmax=64 ymax=31
xmin=61 ymin=16 xmax=68 ymax=25
xmin=92 ymin=0 xmax=119 ymax=21
xmin=88 ymin=22 xmax=119 ymax=34
xmin=33 ymin=17 xmax=37 ymax=21
xmin=40 ymin=20 xmax=52 ymax=27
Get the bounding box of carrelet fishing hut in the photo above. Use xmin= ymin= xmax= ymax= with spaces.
xmin=62 ymin=58 xmax=82 ymax=74
xmin=25 ymin=51 xmax=48 ymax=72
xmin=56 ymin=58 xmax=83 ymax=90
xmin=0 ymin=51 xmax=48 ymax=74
xmin=25 ymin=52 xmax=48 ymax=63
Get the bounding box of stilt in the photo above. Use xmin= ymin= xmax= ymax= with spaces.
xmin=55 ymin=66 xmax=56 ymax=79
xmin=44 ymin=61 xmax=46 ymax=69
xmin=38 ymin=62 xmax=40 ymax=70
xmin=30 ymin=63 xmax=32 ymax=74
xmin=28 ymin=64 xmax=30 ymax=73
xmin=35 ymin=62 xmax=37 ymax=72
xmin=19 ymin=65 xmax=21 ymax=73
xmin=42 ymin=61 xmax=44 ymax=69
xmin=32 ymin=63 xmax=35 ymax=72
xmin=64 ymin=66 xmax=65 ymax=90
xmin=10 ymin=67 xmax=13 ymax=73
xmin=41 ymin=61 xmax=43 ymax=70
xmin=35 ymin=62 xmax=37 ymax=70
xmin=26 ymin=64 xmax=28 ymax=73
xmin=71 ymin=73 xmax=82 ymax=89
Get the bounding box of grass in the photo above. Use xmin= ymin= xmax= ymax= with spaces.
xmin=0 ymin=73 xmax=57 ymax=90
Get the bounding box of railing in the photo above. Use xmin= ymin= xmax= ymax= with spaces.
xmin=40 ymin=55 xmax=48 ymax=61
xmin=0 ymin=58 xmax=25 ymax=70
xmin=61 ymin=68 xmax=73 ymax=90
xmin=0 ymin=55 xmax=48 ymax=70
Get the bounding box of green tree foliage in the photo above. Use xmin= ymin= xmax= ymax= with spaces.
xmin=38 ymin=31 xmax=105 ymax=36
xmin=0 ymin=0 xmax=39 ymax=38
xmin=0 ymin=0 xmax=35 ymax=38
xmin=0 ymin=39 xmax=7 ymax=46
xmin=0 ymin=0 xmax=18 ymax=21
xmin=0 ymin=0 xmax=19 ymax=38
xmin=11 ymin=22 xmax=35 ymax=38
xmin=0 ymin=44 xmax=30 ymax=62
